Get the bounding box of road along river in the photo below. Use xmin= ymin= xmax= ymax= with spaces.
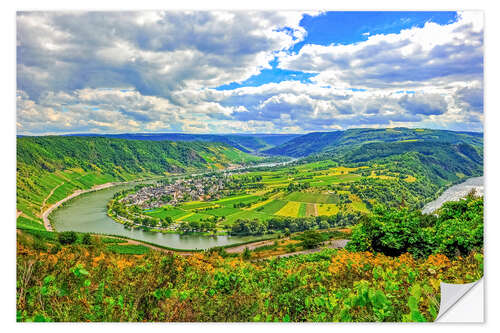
xmin=50 ymin=181 xmax=266 ymax=250
xmin=422 ymin=176 xmax=483 ymax=214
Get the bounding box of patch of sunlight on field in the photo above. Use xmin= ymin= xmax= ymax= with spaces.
xmin=347 ymin=199 xmax=369 ymax=213
xmin=248 ymin=193 xmax=280 ymax=210
xmin=175 ymin=212 xmax=194 ymax=221
xmin=317 ymin=203 xmax=339 ymax=216
xmin=415 ymin=128 xmax=425 ymax=132
xmin=398 ymin=139 xmax=419 ymax=142
xmin=455 ymin=172 xmax=466 ymax=179
xmin=404 ymin=175 xmax=417 ymax=182
xmin=275 ymin=201 xmax=301 ymax=217
xmin=369 ymin=171 xmax=396 ymax=180
xmin=327 ymin=166 xmax=360 ymax=174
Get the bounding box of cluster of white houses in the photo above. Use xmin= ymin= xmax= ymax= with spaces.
xmin=121 ymin=174 xmax=231 ymax=209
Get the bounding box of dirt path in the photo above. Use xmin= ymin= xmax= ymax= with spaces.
xmin=41 ymin=181 xmax=65 ymax=214
xmin=104 ymin=236 xmax=193 ymax=256
xmin=225 ymin=239 xmax=277 ymax=253
xmin=16 ymin=211 xmax=22 ymax=218
xmin=314 ymin=203 xmax=318 ymax=216
xmin=42 ymin=182 xmax=117 ymax=231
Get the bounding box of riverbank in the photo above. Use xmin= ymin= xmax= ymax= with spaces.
xmin=422 ymin=176 xmax=483 ymax=214
xmin=43 ymin=182 xmax=118 ymax=231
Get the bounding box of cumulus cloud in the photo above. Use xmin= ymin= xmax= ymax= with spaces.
xmin=278 ymin=11 xmax=483 ymax=90
xmin=17 ymin=11 xmax=483 ymax=134
xmin=17 ymin=11 xmax=308 ymax=101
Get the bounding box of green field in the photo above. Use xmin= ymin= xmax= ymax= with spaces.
xmin=215 ymin=195 xmax=260 ymax=207
xmin=16 ymin=216 xmax=45 ymax=231
xmin=144 ymin=207 xmax=187 ymax=219
xmin=222 ymin=210 xmax=274 ymax=225
xmin=202 ymin=206 xmax=242 ymax=217
xmin=284 ymin=192 xmax=338 ymax=204
xmin=298 ymin=203 xmax=307 ymax=217
xmin=107 ymin=244 xmax=150 ymax=255
xmin=255 ymin=199 xmax=288 ymax=215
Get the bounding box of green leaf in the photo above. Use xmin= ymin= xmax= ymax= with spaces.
xmin=408 ymin=296 xmax=418 ymax=311
xmin=411 ymin=310 xmax=427 ymax=322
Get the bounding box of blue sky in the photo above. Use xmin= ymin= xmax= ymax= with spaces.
xmin=17 ymin=11 xmax=483 ymax=134
xmin=217 ymin=12 xmax=459 ymax=90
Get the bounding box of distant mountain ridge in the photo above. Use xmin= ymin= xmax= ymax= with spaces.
xmin=61 ymin=133 xmax=301 ymax=153
xmin=263 ymin=128 xmax=483 ymax=157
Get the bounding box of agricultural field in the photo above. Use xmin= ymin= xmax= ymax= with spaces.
xmin=111 ymin=157 xmax=433 ymax=236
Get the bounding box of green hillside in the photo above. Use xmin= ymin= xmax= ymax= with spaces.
xmin=65 ymin=133 xmax=300 ymax=153
xmin=263 ymin=128 xmax=483 ymax=157
xmin=16 ymin=136 xmax=261 ymax=225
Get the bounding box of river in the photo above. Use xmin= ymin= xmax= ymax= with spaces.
xmin=51 ymin=159 xmax=297 ymax=249
xmin=51 ymin=182 xmax=265 ymax=250
xmin=422 ymin=176 xmax=484 ymax=214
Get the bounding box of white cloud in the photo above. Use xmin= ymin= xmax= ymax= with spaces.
xmin=17 ymin=11 xmax=308 ymax=101
xmin=277 ymin=12 xmax=483 ymax=90
xmin=16 ymin=11 xmax=483 ymax=134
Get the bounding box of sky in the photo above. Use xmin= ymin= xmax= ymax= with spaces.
xmin=16 ymin=11 xmax=483 ymax=135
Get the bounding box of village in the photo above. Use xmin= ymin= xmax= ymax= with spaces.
xmin=120 ymin=174 xmax=233 ymax=209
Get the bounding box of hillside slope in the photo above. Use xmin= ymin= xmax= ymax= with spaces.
xmin=65 ymin=133 xmax=300 ymax=153
xmin=263 ymin=128 xmax=483 ymax=157
xmin=16 ymin=136 xmax=260 ymax=225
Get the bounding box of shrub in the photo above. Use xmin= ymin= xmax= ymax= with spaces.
xmin=347 ymin=195 xmax=483 ymax=258
xmin=299 ymin=230 xmax=324 ymax=249
xmin=58 ymin=231 xmax=77 ymax=245
xmin=242 ymin=247 xmax=251 ymax=260
xmin=32 ymin=238 xmax=47 ymax=251
xmin=81 ymin=233 xmax=92 ymax=245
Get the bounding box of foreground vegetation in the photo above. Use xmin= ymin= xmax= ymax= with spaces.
xmin=17 ymin=195 xmax=483 ymax=322
xmin=16 ymin=233 xmax=482 ymax=322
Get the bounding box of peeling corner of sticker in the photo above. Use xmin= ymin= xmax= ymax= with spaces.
xmin=435 ymin=277 xmax=484 ymax=322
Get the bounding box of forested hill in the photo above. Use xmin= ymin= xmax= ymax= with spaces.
xmin=16 ymin=136 xmax=260 ymax=222
xmin=263 ymin=128 xmax=483 ymax=158
xmin=263 ymin=128 xmax=483 ymax=193
xmin=64 ymin=133 xmax=300 ymax=153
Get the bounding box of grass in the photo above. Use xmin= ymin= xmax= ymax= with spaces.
xmin=255 ymin=199 xmax=288 ymax=215
xmin=182 ymin=213 xmax=213 ymax=223
xmin=215 ymin=195 xmax=260 ymax=207
xmin=202 ymin=206 xmax=242 ymax=217
xmin=276 ymin=201 xmax=301 ymax=217
xmin=17 ymin=216 xmax=45 ymax=231
xmin=348 ymin=201 xmax=369 ymax=213
xmin=179 ymin=201 xmax=217 ymax=210
xmin=317 ymin=203 xmax=340 ymax=216
xmin=106 ymin=244 xmax=150 ymax=255
xmin=223 ymin=210 xmax=274 ymax=225
xmin=298 ymin=203 xmax=307 ymax=217
xmin=285 ymin=191 xmax=338 ymax=204
xmin=145 ymin=207 xmax=186 ymax=219
xmin=100 ymin=237 xmax=128 ymax=244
